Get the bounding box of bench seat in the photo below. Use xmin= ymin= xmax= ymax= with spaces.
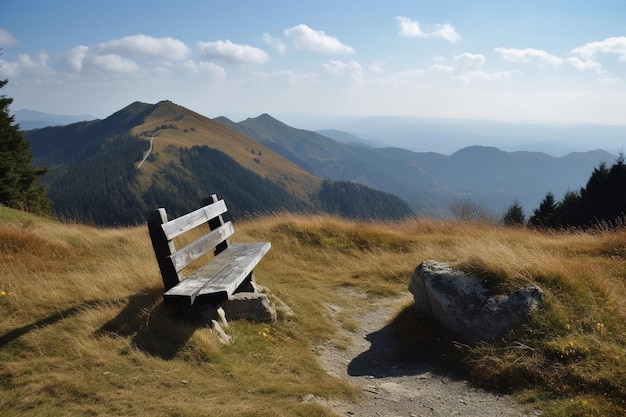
xmin=164 ymin=242 xmax=271 ymax=305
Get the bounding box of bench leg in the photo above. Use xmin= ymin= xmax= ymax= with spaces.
xmin=234 ymin=272 xmax=256 ymax=293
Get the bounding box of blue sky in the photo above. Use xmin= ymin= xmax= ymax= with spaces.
xmin=1 ymin=0 xmax=625 ymax=125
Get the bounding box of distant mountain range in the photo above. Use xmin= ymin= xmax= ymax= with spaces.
xmin=14 ymin=109 xmax=97 ymax=130
xmin=215 ymin=113 xmax=615 ymax=216
xmin=285 ymin=114 xmax=626 ymax=157
xmin=22 ymin=101 xmax=618 ymax=225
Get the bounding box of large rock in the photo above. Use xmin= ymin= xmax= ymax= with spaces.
xmin=219 ymin=292 xmax=276 ymax=323
xmin=409 ymin=260 xmax=544 ymax=341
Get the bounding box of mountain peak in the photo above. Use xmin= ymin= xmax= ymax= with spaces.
xmin=238 ymin=113 xmax=294 ymax=138
xmin=253 ymin=113 xmax=285 ymax=125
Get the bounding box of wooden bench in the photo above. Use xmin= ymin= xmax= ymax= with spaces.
xmin=147 ymin=194 xmax=271 ymax=307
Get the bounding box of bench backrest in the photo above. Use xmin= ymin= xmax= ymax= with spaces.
xmin=147 ymin=194 xmax=232 ymax=291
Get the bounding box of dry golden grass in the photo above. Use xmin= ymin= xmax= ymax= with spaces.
xmin=1 ymin=207 xmax=625 ymax=416
xmin=130 ymin=103 xmax=322 ymax=199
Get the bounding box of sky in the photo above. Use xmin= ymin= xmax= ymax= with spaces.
xmin=1 ymin=0 xmax=626 ymax=126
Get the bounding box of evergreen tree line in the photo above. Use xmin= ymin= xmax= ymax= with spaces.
xmin=144 ymin=145 xmax=312 ymax=221
xmin=0 ymin=79 xmax=51 ymax=214
xmin=145 ymin=146 xmax=414 ymax=222
xmin=503 ymin=155 xmax=626 ymax=229
xmin=45 ymin=133 xmax=148 ymax=225
xmin=318 ymin=179 xmax=414 ymax=220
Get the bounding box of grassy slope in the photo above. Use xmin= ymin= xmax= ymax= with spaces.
xmin=131 ymin=102 xmax=322 ymax=200
xmin=1 ymin=205 xmax=625 ymax=416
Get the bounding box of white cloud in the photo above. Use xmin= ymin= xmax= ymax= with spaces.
xmin=571 ymin=36 xmax=626 ymax=61
xmin=454 ymin=53 xmax=486 ymax=71
xmin=428 ymin=64 xmax=455 ymax=73
xmin=0 ymin=28 xmax=18 ymax=47
xmin=88 ymin=54 xmax=141 ymax=75
xmin=63 ymin=45 xmax=90 ymax=73
xmin=179 ymin=60 xmax=226 ymax=81
xmin=495 ymin=47 xmax=563 ymax=67
xmin=449 ymin=53 xmax=519 ymax=85
xmin=380 ymin=53 xmax=513 ymax=89
xmin=322 ymin=60 xmax=363 ymax=83
xmin=263 ymin=33 xmax=286 ymax=56
xmin=567 ymin=56 xmax=605 ymax=74
xmin=396 ymin=17 xmax=460 ymax=43
xmin=97 ymin=35 xmax=190 ymax=61
xmin=198 ymin=40 xmax=270 ymax=64
xmin=18 ymin=53 xmax=54 ymax=77
xmin=284 ymin=24 xmax=354 ymax=54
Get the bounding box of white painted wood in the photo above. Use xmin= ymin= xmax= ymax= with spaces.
xmin=161 ymin=199 xmax=227 ymax=239
xmin=168 ymin=222 xmax=234 ymax=272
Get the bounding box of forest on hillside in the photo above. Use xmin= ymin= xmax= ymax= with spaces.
xmin=24 ymin=122 xmax=414 ymax=225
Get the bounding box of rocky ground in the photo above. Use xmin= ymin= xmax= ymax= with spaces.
xmin=308 ymin=292 xmax=541 ymax=417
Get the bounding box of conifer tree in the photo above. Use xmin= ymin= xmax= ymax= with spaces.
xmin=529 ymin=192 xmax=558 ymax=228
xmin=0 ymin=79 xmax=51 ymax=214
xmin=502 ymin=200 xmax=525 ymax=226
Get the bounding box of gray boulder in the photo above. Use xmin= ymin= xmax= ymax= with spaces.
xmin=219 ymin=292 xmax=276 ymax=323
xmin=409 ymin=260 xmax=544 ymax=341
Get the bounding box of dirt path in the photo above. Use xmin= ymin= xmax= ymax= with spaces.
xmin=311 ymin=292 xmax=540 ymax=417
xmin=137 ymin=137 xmax=154 ymax=169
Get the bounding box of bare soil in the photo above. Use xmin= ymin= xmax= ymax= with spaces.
xmin=308 ymin=292 xmax=541 ymax=417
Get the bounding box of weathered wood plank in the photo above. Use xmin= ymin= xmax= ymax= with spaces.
xmin=161 ymin=199 xmax=227 ymax=239
xmin=168 ymin=222 xmax=234 ymax=272
xmin=195 ymin=242 xmax=270 ymax=296
xmin=164 ymin=242 xmax=271 ymax=305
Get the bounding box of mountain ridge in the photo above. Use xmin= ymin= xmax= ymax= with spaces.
xmin=219 ymin=113 xmax=616 ymax=216
xmin=24 ymin=101 xmax=414 ymax=225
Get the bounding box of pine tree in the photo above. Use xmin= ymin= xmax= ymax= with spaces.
xmin=502 ymin=200 xmax=525 ymax=226
xmin=556 ymin=190 xmax=583 ymax=227
xmin=529 ymin=192 xmax=558 ymax=228
xmin=575 ymin=157 xmax=626 ymax=226
xmin=0 ymin=79 xmax=51 ymax=214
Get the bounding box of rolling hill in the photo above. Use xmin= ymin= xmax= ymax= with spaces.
xmin=24 ymin=101 xmax=414 ymax=225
